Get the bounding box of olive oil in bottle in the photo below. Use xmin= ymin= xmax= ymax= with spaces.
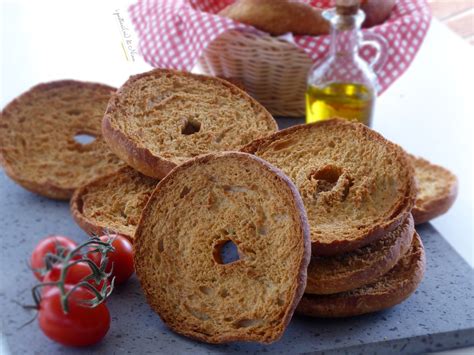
xmin=306 ymin=82 xmax=375 ymax=125
xmin=305 ymin=0 xmax=386 ymax=127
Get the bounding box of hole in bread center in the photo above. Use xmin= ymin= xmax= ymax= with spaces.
xmin=181 ymin=117 xmax=201 ymax=135
xmin=308 ymin=165 xmax=342 ymax=193
xmin=213 ymin=240 xmax=240 ymax=265
xmin=74 ymin=133 xmax=96 ymax=145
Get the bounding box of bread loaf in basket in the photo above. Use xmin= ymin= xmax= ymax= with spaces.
xmin=129 ymin=0 xmax=431 ymax=116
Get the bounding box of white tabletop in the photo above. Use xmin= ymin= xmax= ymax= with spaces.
xmin=1 ymin=1 xmax=473 ymax=266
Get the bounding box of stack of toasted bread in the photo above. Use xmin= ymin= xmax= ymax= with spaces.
xmin=0 ymin=69 xmax=458 ymax=344
xmin=241 ymin=120 xmax=427 ymax=318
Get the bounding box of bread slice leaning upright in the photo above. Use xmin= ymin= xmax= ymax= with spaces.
xmin=102 ymin=69 xmax=278 ymax=179
xmin=70 ymin=167 xmax=158 ymax=241
xmin=242 ymin=119 xmax=417 ymax=256
xmin=410 ymin=155 xmax=458 ymax=225
xmin=134 ymin=152 xmax=311 ymax=344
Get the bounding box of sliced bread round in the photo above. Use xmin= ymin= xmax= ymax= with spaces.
xmin=102 ymin=69 xmax=278 ymax=179
xmin=411 ymin=156 xmax=458 ymax=225
xmin=134 ymin=152 xmax=310 ymax=344
xmin=0 ymin=80 xmax=125 ymax=200
xmin=70 ymin=167 xmax=158 ymax=241
xmin=242 ymin=119 xmax=417 ymax=256
xmin=297 ymin=232 xmax=425 ymax=318
xmin=306 ymin=214 xmax=414 ymax=295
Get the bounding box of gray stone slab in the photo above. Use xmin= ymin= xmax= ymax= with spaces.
xmin=1 ymin=116 xmax=473 ymax=354
xmin=1 ymin=171 xmax=473 ymax=355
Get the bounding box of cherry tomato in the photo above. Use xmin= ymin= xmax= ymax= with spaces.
xmin=99 ymin=235 xmax=134 ymax=285
xmin=38 ymin=286 xmax=110 ymax=347
xmin=82 ymin=247 xmax=102 ymax=267
xmin=42 ymin=262 xmax=108 ymax=294
xmin=31 ymin=236 xmax=77 ymax=281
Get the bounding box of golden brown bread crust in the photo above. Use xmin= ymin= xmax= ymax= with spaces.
xmin=71 ymin=193 xmax=107 ymax=238
xmin=103 ymin=69 xmax=277 ymax=179
xmin=216 ymin=76 xmax=246 ymax=91
xmin=306 ymin=214 xmax=414 ymax=295
xmin=219 ymin=0 xmax=330 ymax=36
xmin=134 ymin=152 xmax=311 ymax=344
xmin=102 ymin=117 xmax=176 ymax=179
xmin=0 ymin=80 xmax=124 ymax=200
xmin=242 ymin=119 xmax=417 ymax=256
xmin=410 ymin=156 xmax=458 ymax=225
xmin=70 ymin=167 xmax=158 ymax=241
xmin=297 ymin=232 xmax=425 ymax=318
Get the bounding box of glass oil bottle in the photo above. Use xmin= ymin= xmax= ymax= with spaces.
xmin=306 ymin=0 xmax=387 ymax=126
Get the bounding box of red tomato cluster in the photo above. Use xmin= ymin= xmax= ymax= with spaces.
xmin=30 ymin=234 xmax=134 ymax=347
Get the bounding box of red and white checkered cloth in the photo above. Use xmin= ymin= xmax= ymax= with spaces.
xmin=129 ymin=0 xmax=431 ymax=94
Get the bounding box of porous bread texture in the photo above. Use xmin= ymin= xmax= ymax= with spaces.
xmin=297 ymin=232 xmax=425 ymax=318
xmin=103 ymin=69 xmax=278 ymax=179
xmin=306 ymin=214 xmax=414 ymax=295
xmin=242 ymin=119 xmax=417 ymax=256
xmin=134 ymin=152 xmax=311 ymax=344
xmin=0 ymin=80 xmax=125 ymax=200
xmin=70 ymin=167 xmax=158 ymax=241
xmin=411 ymin=155 xmax=458 ymax=225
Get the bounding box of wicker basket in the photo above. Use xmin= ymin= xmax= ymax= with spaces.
xmin=196 ymin=30 xmax=313 ymax=117
xmin=131 ymin=0 xmax=431 ymax=117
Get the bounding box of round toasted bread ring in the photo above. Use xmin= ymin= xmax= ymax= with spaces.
xmin=0 ymin=80 xmax=123 ymax=200
xmin=102 ymin=69 xmax=277 ymax=179
xmin=410 ymin=155 xmax=458 ymax=225
xmin=134 ymin=152 xmax=311 ymax=344
xmin=70 ymin=166 xmax=158 ymax=241
xmin=242 ymin=119 xmax=417 ymax=256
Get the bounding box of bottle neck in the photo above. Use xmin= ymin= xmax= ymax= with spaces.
xmin=329 ymin=26 xmax=360 ymax=57
xmin=324 ymin=8 xmax=364 ymax=58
